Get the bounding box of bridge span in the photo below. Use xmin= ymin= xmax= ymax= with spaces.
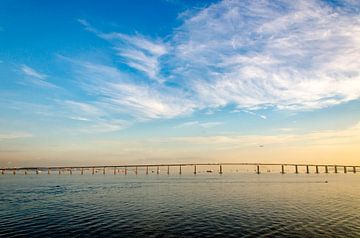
xmin=1 ymin=163 xmax=359 ymax=175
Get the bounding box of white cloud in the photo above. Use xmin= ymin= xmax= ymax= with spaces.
xmin=72 ymin=61 xmax=195 ymax=119
xmin=20 ymin=64 xmax=57 ymax=88
xmin=0 ymin=132 xmax=32 ymax=141
xmin=171 ymin=0 xmax=360 ymax=110
xmin=81 ymin=120 xmax=128 ymax=133
xmin=175 ymin=121 xmax=223 ymax=128
xmin=75 ymin=1 xmax=360 ymax=120
xmin=78 ymin=19 xmax=168 ymax=82
xmin=21 ymin=65 xmax=47 ymax=80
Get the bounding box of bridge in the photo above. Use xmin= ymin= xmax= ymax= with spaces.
xmin=1 ymin=162 xmax=359 ymax=175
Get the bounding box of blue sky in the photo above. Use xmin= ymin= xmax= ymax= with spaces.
xmin=1 ymin=0 xmax=360 ymax=166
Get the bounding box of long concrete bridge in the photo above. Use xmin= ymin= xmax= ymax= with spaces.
xmin=1 ymin=163 xmax=359 ymax=175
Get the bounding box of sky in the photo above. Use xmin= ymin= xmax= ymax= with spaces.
xmin=1 ymin=0 xmax=360 ymax=167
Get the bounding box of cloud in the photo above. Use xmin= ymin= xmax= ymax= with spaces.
xmin=171 ymin=0 xmax=360 ymax=111
xmin=21 ymin=64 xmax=47 ymax=79
xmin=80 ymin=120 xmax=129 ymax=133
xmin=0 ymin=132 xmax=32 ymax=141
xmin=175 ymin=121 xmax=223 ymax=128
xmin=78 ymin=19 xmax=168 ymax=82
xmin=75 ymin=0 xmax=360 ymax=120
xmin=163 ymin=121 xmax=360 ymax=148
xmin=20 ymin=64 xmax=57 ymax=88
xmin=70 ymin=60 xmax=195 ymax=119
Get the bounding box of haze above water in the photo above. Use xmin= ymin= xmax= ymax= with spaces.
xmin=1 ymin=173 xmax=359 ymax=237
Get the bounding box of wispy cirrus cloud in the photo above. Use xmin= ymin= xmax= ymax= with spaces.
xmin=0 ymin=132 xmax=32 ymax=141
xmin=69 ymin=60 xmax=195 ymax=119
xmin=175 ymin=121 xmax=223 ymax=129
xmin=172 ymin=0 xmax=360 ymax=111
xmin=75 ymin=0 xmax=360 ymax=120
xmin=21 ymin=65 xmax=47 ymax=79
xmin=78 ymin=19 xmax=168 ymax=82
xmin=20 ymin=64 xmax=57 ymax=88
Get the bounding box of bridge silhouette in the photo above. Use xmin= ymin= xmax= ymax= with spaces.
xmin=1 ymin=162 xmax=359 ymax=175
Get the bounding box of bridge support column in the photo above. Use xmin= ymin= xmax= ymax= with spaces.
xmin=281 ymin=165 xmax=285 ymax=174
xmin=157 ymin=166 xmax=159 ymax=175
xmin=81 ymin=168 xmax=84 ymax=175
xmin=113 ymin=167 xmax=116 ymax=175
xmin=135 ymin=167 xmax=138 ymax=175
xmin=295 ymin=165 xmax=298 ymax=174
xmin=194 ymin=165 xmax=197 ymax=175
xmin=13 ymin=169 xmax=16 ymax=175
xmin=36 ymin=170 xmax=39 ymax=175
xmin=306 ymin=165 xmax=309 ymax=174
xmin=48 ymin=169 xmax=50 ymax=175
xmin=179 ymin=165 xmax=182 ymax=175
xmin=256 ymin=165 xmax=260 ymax=174
xmin=353 ymin=166 xmax=356 ymax=173
xmin=334 ymin=166 xmax=337 ymax=173
xmin=25 ymin=170 xmax=27 ymax=175
xmin=59 ymin=170 xmax=61 ymax=175
xmin=316 ymin=166 xmax=319 ymax=174
xmin=219 ymin=165 xmax=223 ymax=174
xmin=70 ymin=169 xmax=72 ymax=175
xmin=92 ymin=168 xmax=95 ymax=175
xmin=344 ymin=166 xmax=347 ymax=173
xmin=325 ymin=166 xmax=328 ymax=174
xmin=1 ymin=170 xmax=4 ymax=175
xmin=167 ymin=166 xmax=170 ymax=175
xmin=125 ymin=167 xmax=128 ymax=175
xmin=146 ymin=166 xmax=149 ymax=175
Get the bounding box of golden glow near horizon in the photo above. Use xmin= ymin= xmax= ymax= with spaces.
xmin=1 ymin=121 xmax=360 ymax=167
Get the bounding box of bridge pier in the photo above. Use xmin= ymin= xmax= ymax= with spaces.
xmin=81 ymin=168 xmax=84 ymax=175
xmin=281 ymin=165 xmax=285 ymax=174
xmin=146 ymin=166 xmax=149 ymax=175
xmin=194 ymin=165 xmax=197 ymax=175
xmin=256 ymin=165 xmax=260 ymax=174
xmin=179 ymin=165 xmax=182 ymax=175
xmin=113 ymin=167 xmax=116 ymax=175
xmin=306 ymin=165 xmax=309 ymax=174
xmin=13 ymin=169 xmax=16 ymax=175
xmin=295 ymin=165 xmax=298 ymax=174
xmin=219 ymin=165 xmax=223 ymax=174
xmin=353 ymin=166 xmax=356 ymax=173
xmin=1 ymin=170 xmax=4 ymax=175
xmin=316 ymin=166 xmax=319 ymax=174
xmin=325 ymin=166 xmax=328 ymax=174
xmin=344 ymin=166 xmax=347 ymax=174
xmin=48 ymin=169 xmax=50 ymax=175
xmin=157 ymin=166 xmax=160 ymax=175
xmin=167 ymin=166 xmax=170 ymax=175
xmin=125 ymin=167 xmax=128 ymax=175
xmin=135 ymin=167 xmax=138 ymax=175
xmin=70 ymin=169 xmax=72 ymax=175
xmin=25 ymin=170 xmax=27 ymax=175
xmin=334 ymin=166 xmax=337 ymax=173
xmin=36 ymin=170 xmax=39 ymax=175
xmin=92 ymin=168 xmax=95 ymax=175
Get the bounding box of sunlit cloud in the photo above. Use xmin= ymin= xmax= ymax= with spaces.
xmin=0 ymin=132 xmax=32 ymax=141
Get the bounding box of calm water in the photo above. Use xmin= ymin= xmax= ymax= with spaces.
xmin=0 ymin=173 xmax=359 ymax=237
